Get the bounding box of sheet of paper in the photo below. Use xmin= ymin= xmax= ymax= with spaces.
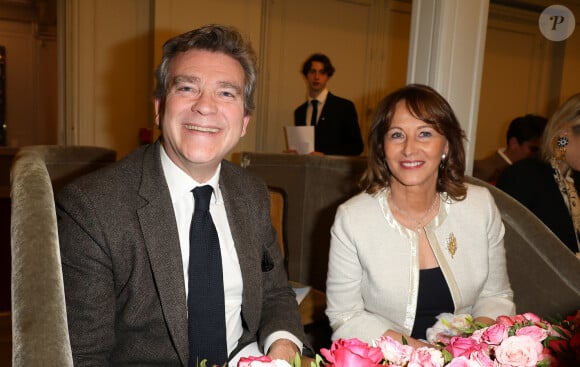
xmin=293 ymin=285 xmax=311 ymax=305
xmin=284 ymin=126 xmax=314 ymax=154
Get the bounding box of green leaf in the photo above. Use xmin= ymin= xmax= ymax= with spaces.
xmin=442 ymin=349 xmax=453 ymax=364
xmin=292 ymin=351 xmax=301 ymax=367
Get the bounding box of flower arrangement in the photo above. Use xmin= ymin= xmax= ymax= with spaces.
xmin=235 ymin=310 xmax=579 ymax=367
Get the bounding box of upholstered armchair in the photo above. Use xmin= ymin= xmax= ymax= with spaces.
xmin=10 ymin=145 xmax=116 ymax=367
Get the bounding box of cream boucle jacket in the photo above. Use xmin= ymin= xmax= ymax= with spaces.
xmin=325 ymin=183 xmax=515 ymax=344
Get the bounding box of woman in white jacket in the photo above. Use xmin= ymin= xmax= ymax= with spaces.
xmin=325 ymin=84 xmax=515 ymax=348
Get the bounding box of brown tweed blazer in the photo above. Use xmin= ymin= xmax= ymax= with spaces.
xmin=57 ymin=141 xmax=308 ymax=366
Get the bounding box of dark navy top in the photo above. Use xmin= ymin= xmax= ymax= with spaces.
xmin=411 ymin=266 xmax=454 ymax=340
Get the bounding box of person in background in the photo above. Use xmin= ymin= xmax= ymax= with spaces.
xmin=294 ymin=53 xmax=364 ymax=156
xmin=325 ymin=84 xmax=515 ymax=348
xmin=57 ymin=24 xmax=310 ymax=366
xmin=473 ymin=114 xmax=547 ymax=184
xmin=497 ymin=93 xmax=580 ymax=256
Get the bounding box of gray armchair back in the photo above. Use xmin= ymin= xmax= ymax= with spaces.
xmin=10 ymin=145 xmax=116 ymax=367
xmin=465 ymin=176 xmax=580 ymax=318
xmin=239 ymin=152 xmax=580 ymax=320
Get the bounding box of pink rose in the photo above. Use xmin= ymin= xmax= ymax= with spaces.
xmin=511 ymin=314 xmax=527 ymax=324
xmin=469 ymin=350 xmax=494 ymax=367
xmin=515 ymin=325 xmax=548 ymax=343
xmin=445 ymin=336 xmax=484 ymax=358
xmin=445 ymin=356 xmax=477 ymax=367
xmin=373 ymin=336 xmax=413 ymax=365
xmin=238 ymin=355 xmax=291 ymax=367
xmin=496 ymin=315 xmax=515 ymax=328
xmin=320 ymin=338 xmax=383 ymax=367
xmin=407 ymin=347 xmax=444 ymax=367
xmin=238 ymin=355 xmax=273 ymax=367
xmin=479 ymin=324 xmax=508 ymax=345
xmin=494 ymin=335 xmax=543 ymax=367
xmin=521 ymin=312 xmax=542 ymax=323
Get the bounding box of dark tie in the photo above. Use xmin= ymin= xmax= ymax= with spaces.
xmin=310 ymin=99 xmax=319 ymax=125
xmin=188 ymin=185 xmax=227 ymax=367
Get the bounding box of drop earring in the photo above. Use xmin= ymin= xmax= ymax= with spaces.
xmin=439 ymin=153 xmax=447 ymax=170
xmin=555 ymin=136 xmax=569 ymax=161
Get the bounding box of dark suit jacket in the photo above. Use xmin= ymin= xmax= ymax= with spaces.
xmin=57 ymin=141 xmax=309 ymax=366
xmin=496 ymin=157 xmax=580 ymax=253
xmin=294 ymin=92 xmax=363 ymax=156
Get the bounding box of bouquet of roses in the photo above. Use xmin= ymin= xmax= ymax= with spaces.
xmin=236 ymin=310 xmax=579 ymax=367
xmin=317 ymin=312 xmax=578 ymax=367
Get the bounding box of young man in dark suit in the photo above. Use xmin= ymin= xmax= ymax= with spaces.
xmin=57 ymin=24 xmax=310 ymax=366
xmin=294 ymin=53 xmax=363 ymax=156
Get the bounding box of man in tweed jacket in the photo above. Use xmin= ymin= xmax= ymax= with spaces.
xmin=57 ymin=25 xmax=309 ymax=366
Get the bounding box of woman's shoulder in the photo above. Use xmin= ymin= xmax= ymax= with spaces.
xmin=338 ymin=190 xmax=381 ymax=212
xmin=464 ymin=181 xmax=492 ymax=194
xmin=457 ymin=182 xmax=494 ymax=204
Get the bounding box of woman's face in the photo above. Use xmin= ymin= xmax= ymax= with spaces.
xmin=564 ymin=124 xmax=580 ymax=171
xmin=383 ymin=101 xmax=448 ymax=190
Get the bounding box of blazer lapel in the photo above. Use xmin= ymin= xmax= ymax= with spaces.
xmin=138 ymin=142 xmax=189 ymax=365
xmin=294 ymin=101 xmax=307 ymax=126
xmin=219 ymin=164 xmax=261 ymax=333
xmin=318 ymin=92 xmax=336 ymax=124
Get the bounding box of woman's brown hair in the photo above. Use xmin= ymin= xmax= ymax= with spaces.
xmin=360 ymin=84 xmax=467 ymax=201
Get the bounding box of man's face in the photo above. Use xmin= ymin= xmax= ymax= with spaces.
xmin=509 ymin=137 xmax=541 ymax=162
xmin=306 ymin=61 xmax=330 ymax=95
xmin=155 ymin=49 xmax=250 ymax=182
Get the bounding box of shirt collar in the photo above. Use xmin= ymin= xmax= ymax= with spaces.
xmin=160 ymin=145 xmax=222 ymax=204
xmin=309 ymin=88 xmax=329 ymax=105
xmin=497 ymin=147 xmax=512 ymax=165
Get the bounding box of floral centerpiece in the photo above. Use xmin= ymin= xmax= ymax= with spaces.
xmin=236 ymin=310 xmax=579 ymax=367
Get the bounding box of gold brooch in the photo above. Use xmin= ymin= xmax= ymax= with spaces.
xmin=447 ymin=233 xmax=457 ymax=258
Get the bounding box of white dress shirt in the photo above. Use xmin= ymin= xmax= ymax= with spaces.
xmin=160 ymin=147 xmax=302 ymax=362
xmin=307 ymin=88 xmax=329 ymax=125
xmin=161 ymin=147 xmax=244 ymax=356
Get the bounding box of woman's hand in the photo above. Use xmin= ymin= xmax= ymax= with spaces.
xmin=382 ymin=329 xmax=432 ymax=349
xmin=474 ymin=316 xmax=495 ymax=326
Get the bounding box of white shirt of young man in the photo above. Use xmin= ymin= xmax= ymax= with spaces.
xmin=307 ymin=88 xmax=329 ymax=125
xmin=160 ymin=147 xmax=301 ymax=364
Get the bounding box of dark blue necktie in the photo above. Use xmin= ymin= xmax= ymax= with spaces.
xmin=188 ymin=185 xmax=227 ymax=367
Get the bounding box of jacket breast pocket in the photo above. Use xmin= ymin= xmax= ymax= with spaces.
xmin=261 ymin=250 xmax=274 ymax=272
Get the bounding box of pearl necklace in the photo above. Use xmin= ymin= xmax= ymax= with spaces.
xmin=388 ymin=191 xmax=439 ymax=232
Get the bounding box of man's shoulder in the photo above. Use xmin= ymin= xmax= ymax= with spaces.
xmin=473 ymin=152 xmax=508 ymax=181
xmin=477 ymin=151 xmax=506 ymax=166
xmin=496 ymin=157 xmax=551 ymax=190
xmin=504 ymin=157 xmax=550 ymax=176
xmin=327 ymin=92 xmax=355 ymax=106
xmin=221 ymin=160 xmax=266 ymax=188
xmin=294 ymin=101 xmax=308 ymax=112
xmin=60 ymin=144 xmax=152 ymax=195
